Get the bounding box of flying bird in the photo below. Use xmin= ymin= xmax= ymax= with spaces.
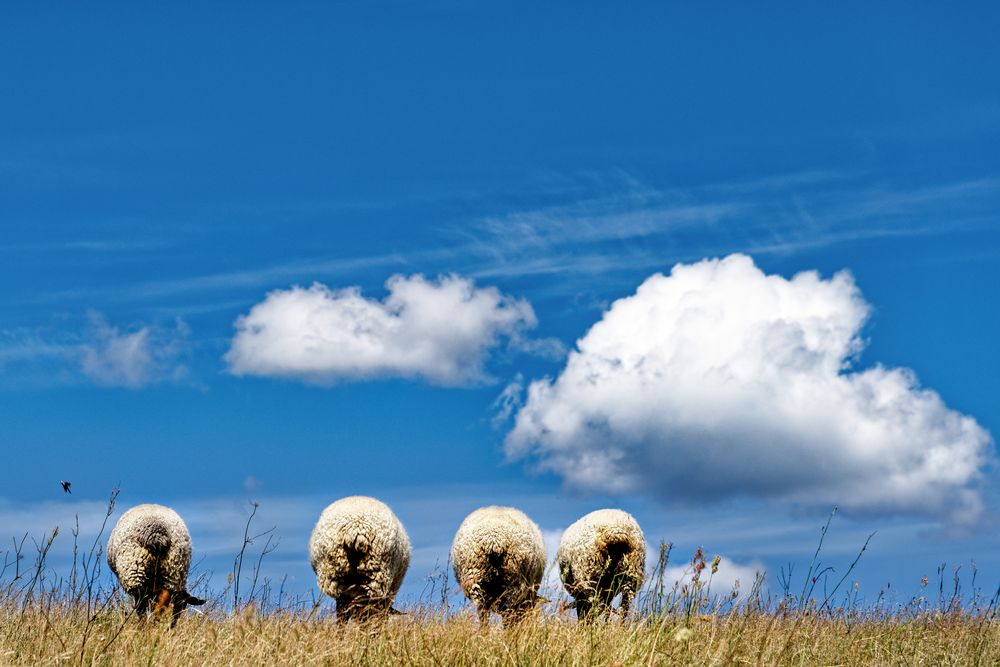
xmin=60 ymin=480 xmax=72 ymax=494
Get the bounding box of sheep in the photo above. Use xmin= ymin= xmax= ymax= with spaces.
xmin=450 ymin=506 xmax=547 ymax=627
xmin=106 ymin=503 xmax=206 ymax=625
xmin=556 ymin=509 xmax=646 ymax=621
xmin=308 ymin=495 xmax=411 ymax=623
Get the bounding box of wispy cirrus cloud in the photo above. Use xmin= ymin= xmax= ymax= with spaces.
xmin=460 ymin=172 xmax=1000 ymax=279
xmin=15 ymin=252 xmax=431 ymax=307
xmin=0 ymin=238 xmax=170 ymax=254
xmin=11 ymin=170 xmax=1000 ymax=310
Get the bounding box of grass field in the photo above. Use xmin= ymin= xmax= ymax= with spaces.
xmin=3 ymin=500 xmax=999 ymax=665
xmin=3 ymin=602 xmax=1000 ymax=666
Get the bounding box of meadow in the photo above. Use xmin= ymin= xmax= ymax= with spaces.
xmin=2 ymin=495 xmax=998 ymax=666
xmin=5 ymin=604 xmax=1000 ymax=666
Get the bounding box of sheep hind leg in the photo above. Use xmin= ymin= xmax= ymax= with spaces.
xmin=500 ymin=607 xmax=527 ymax=629
xmin=335 ymin=596 xmax=355 ymax=625
xmin=574 ymin=597 xmax=592 ymax=622
xmin=619 ymin=587 xmax=635 ymax=620
xmin=477 ymin=605 xmax=491 ymax=630
xmin=133 ymin=594 xmax=151 ymax=620
xmin=357 ymin=598 xmax=393 ymax=626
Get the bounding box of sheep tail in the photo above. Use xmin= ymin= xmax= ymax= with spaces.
xmin=139 ymin=523 xmax=171 ymax=556
xmin=344 ymin=533 xmax=373 ymax=568
xmin=486 ymin=549 xmax=505 ymax=570
xmin=479 ymin=548 xmax=507 ymax=591
xmin=598 ymin=533 xmax=635 ymax=569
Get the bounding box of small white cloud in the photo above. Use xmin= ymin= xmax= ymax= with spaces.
xmin=225 ymin=274 xmax=541 ymax=387
xmin=508 ymin=334 xmax=567 ymax=361
xmin=0 ymin=313 xmax=188 ymax=388
xmin=243 ymin=475 xmax=262 ymax=494
xmin=491 ymin=374 xmax=525 ymax=429
xmin=506 ymin=254 xmax=993 ymax=525
xmin=79 ymin=312 xmax=187 ymax=388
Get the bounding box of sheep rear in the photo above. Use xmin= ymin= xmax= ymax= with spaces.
xmin=334 ymin=538 xmax=373 ymax=621
xmin=476 ymin=549 xmax=542 ymax=626
xmin=574 ymin=534 xmax=640 ymax=620
xmin=474 ymin=549 xmax=509 ymax=608
xmin=595 ymin=535 xmax=635 ymax=595
xmin=332 ymin=531 xmax=402 ymax=623
xmin=138 ymin=522 xmax=171 ymax=557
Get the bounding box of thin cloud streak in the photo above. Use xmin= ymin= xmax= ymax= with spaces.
xmin=11 ymin=171 xmax=1000 ymax=309
xmin=0 ymin=238 xmax=171 ymax=254
xmin=18 ymin=252 xmax=437 ymax=306
xmin=465 ymin=173 xmax=1000 ymax=283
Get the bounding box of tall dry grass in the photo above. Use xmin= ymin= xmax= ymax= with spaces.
xmin=2 ymin=494 xmax=998 ymax=666
xmin=5 ymin=601 xmax=999 ymax=666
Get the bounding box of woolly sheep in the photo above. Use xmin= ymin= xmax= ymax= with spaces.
xmin=450 ymin=506 xmax=546 ymax=627
xmin=557 ymin=508 xmax=645 ymax=620
xmin=106 ymin=503 xmax=206 ymax=625
xmin=308 ymin=495 xmax=411 ymax=623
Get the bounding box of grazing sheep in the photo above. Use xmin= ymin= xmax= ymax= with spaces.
xmin=308 ymin=496 xmax=411 ymax=623
xmin=557 ymin=509 xmax=645 ymax=620
xmin=450 ymin=506 xmax=546 ymax=627
xmin=106 ymin=503 xmax=206 ymax=625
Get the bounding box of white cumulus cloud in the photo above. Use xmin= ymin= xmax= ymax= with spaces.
xmin=225 ymin=274 xmax=543 ymax=386
xmin=506 ymin=254 xmax=993 ymax=525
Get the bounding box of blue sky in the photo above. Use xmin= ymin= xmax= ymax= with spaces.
xmin=2 ymin=2 xmax=999 ymax=607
